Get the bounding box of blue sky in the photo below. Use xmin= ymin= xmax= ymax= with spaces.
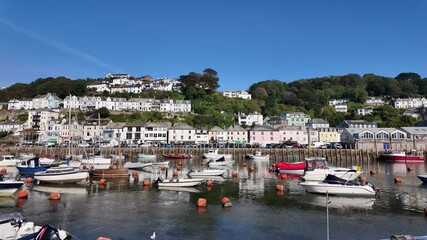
xmin=1 ymin=0 xmax=426 ymax=90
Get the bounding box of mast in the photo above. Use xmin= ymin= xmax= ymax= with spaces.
xmin=68 ymin=94 xmax=72 ymax=156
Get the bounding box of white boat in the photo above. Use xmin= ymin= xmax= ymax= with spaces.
xmin=246 ymin=150 xmax=270 ymax=160
xmin=0 ymin=175 xmax=24 ymax=197
xmin=138 ymin=154 xmax=157 ymax=161
xmin=20 ymin=153 xmax=35 ymax=160
xmin=299 ymin=175 xmax=377 ymax=197
xmin=187 ymin=168 xmax=227 ymax=177
xmin=302 ymin=158 xmax=363 ymax=182
xmin=158 ymin=186 xmax=202 ymax=193
xmin=306 ymin=195 xmax=376 ymax=209
xmin=203 ymin=149 xmax=233 ymax=160
xmin=81 ymin=155 xmax=112 ymax=169
xmin=33 ymin=184 xmax=88 ymax=195
xmin=155 ymin=176 xmax=204 ymax=187
xmin=34 ymin=167 xmax=89 ymax=184
xmin=153 ymin=161 xmax=170 ymax=166
xmin=206 ymin=157 xmax=235 ymax=167
xmin=0 ymin=212 xmax=73 ymax=240
xmin=123 ymin=162 xmax=153 ymax=169
xmin=0 ymin=155 xmax=22 ymax=167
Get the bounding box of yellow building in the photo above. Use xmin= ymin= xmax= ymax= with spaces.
xmin=318 ymin=128 xmax=341 ymax=143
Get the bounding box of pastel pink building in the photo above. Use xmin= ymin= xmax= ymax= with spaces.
xmin=249 ymin=125 xmax=281 ymax=147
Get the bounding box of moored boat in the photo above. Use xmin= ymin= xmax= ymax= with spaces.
xmin=206 ymin=156 xmax=234 ymax=167
xmin=203 ymin=149 xmax=232 ymax=160
xmin=187 ymin=168 xmax=226 ymax=177
xmin=34 ymin=167 xmax=89 ymax=184
xmin=16 ymin=157 xmax=50 ymax=178
xmin=90 ymin=168 xmax=129 ymax=178
xmin=378 ymin=150 xmax=425 ymax=163
xmin=246 ymin=150 xmax=270 ymax=161
xmin=123 ymin=162 xmax=153 ymax=170
xmin=0 ymin=155 xmax=23 ymax=167
xmin=0 ymin=174 xmax=24 ymax=197
xmin=138 ymin=154 xmax=157 ymax=161
xmin=275 ymin=161 xmax=306 ymax=175
xmin=301 ymin=158 xmax=363 ymax=182
xmin=154 ymin=176 xmax=204 ymax=187
xmin=161 ymin=153 xmax=192 ymax=159
xmin=299 ymin=174 xmax=377 ymax=197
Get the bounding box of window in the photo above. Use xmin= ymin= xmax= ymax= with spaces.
xmin=128 ymin=127 xmax=132 ymax=131
xmin=136 ymin=127 xmax=141 ymax=132
xmin=135 ymin=133 xmax=141 ymax=139
xmin=126 ymin=133 xmax=132 ymax=139
xmin=360 ymin=132 xmax=373 ymax=139
xmin=376 ymin=132 xmax=389 ymax=139
xmin=392 ymin=132 xmax=405 ymax=139
xmin=181 ymin=136 xmax=184 ymax=140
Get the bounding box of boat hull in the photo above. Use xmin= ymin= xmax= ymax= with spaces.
xmin=276 ymin=161 xmax=306 ymax=175
xmin=137 ymin=154 xmax=156 ymax=161
xmin=17 ymin=166 xmax=50 ymax=177
xmin=90 ymin=168 xmax=129 ymax=178
xmin=188 ymin=169 xmax=226 ymax=177
xmin=382 ymin=155 xmax=425 ymax=163
xmin=158 ymin=179 xmax=203 ymax=187
xmin=417 ymin=174 xmax=427 ymax=184
xmin=34 ymin=172 xmax=89 ymax=184
xmin=302 ymin=170 xmax=362 ymax=182
xmin=203 ymin=153 xmax=232 ymax=160
xmin=299 ymin=181 xmax=376 ymax=197
xmin=0 ymin=181 xmax=24 ymax=197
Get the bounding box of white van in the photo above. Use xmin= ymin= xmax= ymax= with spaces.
xmin=311 ymin=142 xmax=328 ymax=149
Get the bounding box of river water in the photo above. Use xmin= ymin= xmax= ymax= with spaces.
xmin=1 ymin=158 xmax=427 ymax=240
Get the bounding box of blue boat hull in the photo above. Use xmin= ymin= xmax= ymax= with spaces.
xmin=417 ymin=175 xmax=427 ymax=184
xmin=17 ymin=166 xmax=50 ymax=177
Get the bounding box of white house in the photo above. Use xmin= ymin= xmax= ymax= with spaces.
xmin=167 ymin=123 xmax=196 ymax=144
xmin=208 ymin=126 xmax=227 ymax=143
xmin=0 ymin=120 xmax=26 ymax=133
xmin=238 ymin=112 xmax=263 ymax=126
xmin=307 ymin=118 xmax=330 ymax=129
xmin=222 ymin=90 xmax=252 ymax=100
xmin=144 ymin=122 xmax=171 ymax=144
xmin=392 ymin=98 xmax=427 ymax=109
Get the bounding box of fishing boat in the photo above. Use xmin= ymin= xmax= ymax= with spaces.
xmin=39 ymin=155 xmax=56 ymax=165
xmin=0 ymin=212 xmax=75 ymax=240
xmin=275 ymin=161 xmax=306 ymax=175
xmin=34 ymin=167 xmax=89 ymax=184
xmin=187 ymin=168 xmax=226 ymax=177
xmin=0 ymin=174 xmax=24 ymax=197
xmin=206 ymin=156 xmax=235 ymax=167
xmin=81 ymin=154 xmax=112 ymax=170
xmin=0 ymin=155 xmax=23 ymax=167
xmin=161 ymin=153 xmax=192 ymax=159
xmin=246 ymin=150 xmax=270 ymax=160
xmin=203 ymin=149 xmax=232 ymax=160
xmin=138 ymin=154 xmax=157 ymax=161
xmin=299 ymin=174 xmax=377 ymax=197
xmin=378 ymin=150 xmax=425 ymax=163
xmin=417 ymin=174 xmax=427 ymax=184
xmin=154 ymin=176 xmax=204 ymax=187
xmin=301 ymin=158 xmax=363 ymax=182
xmin=16 ymin=157 xmax=50 ymax=178
xmin=90 ymin=146 xmax=129 ymax=178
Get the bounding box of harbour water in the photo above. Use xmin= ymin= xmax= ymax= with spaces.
xmin=1 ymin=158 xmax=427 ymax=240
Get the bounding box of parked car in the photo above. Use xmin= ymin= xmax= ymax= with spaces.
xmin=78 ymin=142 xmax=90 ymax=148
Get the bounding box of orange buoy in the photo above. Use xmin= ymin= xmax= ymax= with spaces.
xmin=281 ymin=174 xmax=288 ymax=180
xmin=99 ymin=179 xmax=107 ymax=185
xmin=231 ymin=172 xmax=238 ymax=178
xmin=221 ymin=197 xmax=232 ymax=207
xmin=394 ymin=177 xmax=402 ymax=183
xmin=197 ymin=198 xmax=207 ymax=207
xmin=160 ymin=166 xmax=166 ymax=171
xmin=276 ymin=184 xmax=284 ymax=191
xmin=112 ymin=161 xmax=117 ymax=166
xmin=50 ymin=192 xmax=61 ymax=200
xmin=206 ymin=180 xmax=213 ymax=186
xmin=143 ymin=179 xmax=150 ymax=186
xmin=25 ymin=178 xmax=33 ymax=183
xmin=132 ymin=171 xmax=139 ymax=179
xmin=97 ymin=237 xmax=112 ymax=240
xmin=243 ymin=162 xmax=247 ymax=167
xmin=173 ymin=170 xmax=179 ymax=177
xmin=0 ymin=168 xmax=7 ymax=174
xmin=370 ymin=170 xmax=376 ymax=175
xmin=17 ymin=190 xmax=28 ymax=199
xmin=250 ymin=166 xmax=255 ymax=172
xmin=178 ymin=160 xmax=182 ymax=166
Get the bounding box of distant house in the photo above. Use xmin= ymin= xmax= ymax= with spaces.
xmin=341 ymin=128 xmax=408 ymax=150
xmin=222 ymin=90 xmax=252 ymax=100
xmin=329 ymin=99 xmax=349 ymax=113
xmin=238 ymin=112 xmax=263 ymax=126
xmin=317 ymin=128 xmax=341 ymax=143
xmin=355 ymin=106 xmax=374 ymax=116
xmin=0 ymin=120 xmax=26 ymax=134
xmin=167 ymin=123 xmax=196 ymax=144
xmin=278 ymin=126 xmax=318 ymax=145
xmin=195 ymin=127 xmax=209 ymax=144
xmin=281 ymin=112 xmax=311 ymax=127
xmin=266 ymin=116 xmax=286 ymax=127
xmin=339 ymin=120 xmax=377 ymax=129
xmin=307 ymin=118 xmax=329 ymax=129
xmin=248 ymin=125 xmax=281 ymax=147
xmin=208 ymin=126 xmax=227 ymax=143
xmin=366 ymin=97 xmax=384 ymax=107
xmin=226 ymin=125 xmax=248 ymax=145
xmin=391 ymin=98 xmax=427 ymax=109
xmin=144 ymin=122 xmax=171 ymax=144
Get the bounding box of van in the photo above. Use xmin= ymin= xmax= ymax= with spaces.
xmin=311 ymin=142 xmax=327 ymax=149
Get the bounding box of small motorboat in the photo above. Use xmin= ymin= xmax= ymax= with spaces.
xmin=34 ymin=167 xmax=89 ymax=184
xmin=138 ymin=154 xmax=157 ymax=161
xmin=158 ymin=186 xmax=201 ymax=193
xmin=417 ymin=174 xmax=427 ymax=184
xmin=161 ymin=153 xmax=192 ymax=159
xmin=202 ymin=149 xmax=233 ymax=160
xmin=299 ymin=174 xmax=377 ymax=197
xmin=378 ymin=150 xmax=425 ymax=163
xmin=206 ymin=156 xmax=234 ymax=167
xmin=0 ymin=155 xmax=23 ymax=167
xmin=275 ymin=161 xmax=306 ymax=175
xmin=0 ymin=174 xmax=24 ymax=197
xmin=0 ymin=212 xmax=75 ymax=240
xmin=16 ymin=157 xmax=50 ymax=178
xmin=246 ymin=150 xmax=270 ymax=161
xmin=154 ymin=176 xmax=204 ymax=187
xmin=301 ymin=158 xmax=362 ymax=182
xmin=187 ymin=168 xmax=226 ymax=177
xmin=123 ymin=162 xmax=153 ymax=170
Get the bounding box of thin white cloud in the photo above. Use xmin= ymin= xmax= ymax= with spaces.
xmin=0 ymin=17 xmax=122 ymax=73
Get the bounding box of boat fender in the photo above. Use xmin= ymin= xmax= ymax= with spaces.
xmin=221 ymin=197 xmax=232 ymax=207
xmin=17 ymin=190 xmax=28 ymax=199
xmin=394 ymin=177 xmax=402 ymax=183
xmin=0 ymin=168 xmax=6 ymax=174
xmin=132 ymin=171 xmax=139 ymax=180
xmin=206 ymin=180 xmax=213 ymax=186
xmin=276 ymin=184 xmax=284 ymax=191
xmin=143 ymin=179 xmax=151 ymax=186
xmin=99 ymin=179 xmax=107 ymax=185
xmin=50 ymin=193 xmax=61 ymax=200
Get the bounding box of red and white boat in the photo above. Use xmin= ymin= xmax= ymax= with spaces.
xmin=275 ymin=161 xmax=306 ymax=175
xmin=379 ymin=150 xmax=425 ymax=163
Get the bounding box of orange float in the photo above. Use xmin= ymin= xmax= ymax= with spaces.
xmin=206 ymin=180 xmax=213 ymax=186
xmin=178 ymin=160 xmax=182 ymax=166
xmin=281 ymin=174 xmax=288 ymax=180
xmin=160 ymin=166 xmax=166 ymax=171
xmin=97 ymin=237 xmax=112 ymax=240
xmin=197 ymin=198 xmax=207 ymax=207
xmin=25 ymin=178 xmax=33 ymax=183
xmin=221 ymin=197 xmax=232 ymax=207
xmin=243 ymin=162 xmax=247 ymax=167
xmin=99 ymin=179 xmax=107 ymax=185
xmin=173 ymin=170 xmax=179 ymax=177
xmin=143 ymin=179 xmax=150 ymax=186
xmin=394 ymin=177 xmax=402 ymax=183
xmin=0 ymin=168 xmax=7 ymax=174
xmin=50 ymin=192 xmax=61 ymax=200
xmin=231 ymin=172 xmax=238 ymax=178
xmin=201 ymin=161 xmax=205 ymax=166
xmin=177 ymin=166 xmax=181 ymax=171
xmin=276 ymin=184 xmax=284 ymax=191
xmin=132 ymin=171 xmax=139 ymax=179
xmin=17 ymin=190 xmax=28 ymax=199
xmin=250 ymin=166 xmax=255 ymax=172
